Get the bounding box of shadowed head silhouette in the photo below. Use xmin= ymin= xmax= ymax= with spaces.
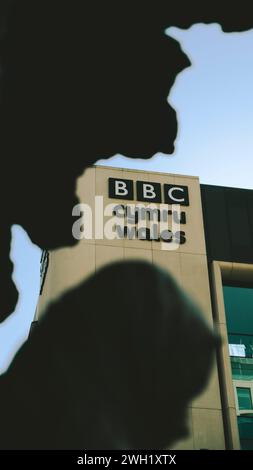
xmin=1 ymin=2 xmax=253 ymax=318
xmin=0 ymin=261 xmax=219 ymax=449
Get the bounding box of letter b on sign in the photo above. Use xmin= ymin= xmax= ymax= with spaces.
xmin=137 ymin=181 xmax=161 ymax=202
xmin=109 ymin=178 xmax=134 ymax=200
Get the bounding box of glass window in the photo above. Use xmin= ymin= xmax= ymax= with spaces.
xmin=238 ymin=416 xmax=253 ymax=450
xmin=237 ymin=387 xmax=253 ymax=410
xmin=223 ymin=286 xmax=253 ymax=364
xmin=223 ymin=286 xmax=253 ymax=335
xmin=223 ymin=285 xmax=253 ymax=449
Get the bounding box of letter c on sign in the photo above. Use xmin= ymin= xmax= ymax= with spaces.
xmin=164 ymin=184 xmax=189 ymax=206
xmin=168 ymin=187 xmax=184 ymax=203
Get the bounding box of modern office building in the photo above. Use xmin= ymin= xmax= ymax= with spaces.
xmin=36 ymin=166 xmax=253 ymax=450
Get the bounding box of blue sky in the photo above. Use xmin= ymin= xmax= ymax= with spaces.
xmin=1 ymin=24 xmax=253 ymax=373
xmin=100 ymin=24 xmax=253 ymax=189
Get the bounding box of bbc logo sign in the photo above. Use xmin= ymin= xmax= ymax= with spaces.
xmin=108 ymin=178 xmax=189 ymax=206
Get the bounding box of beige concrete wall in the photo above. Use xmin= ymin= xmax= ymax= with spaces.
xmin=36 ymin=165 xmax=225 ymax=450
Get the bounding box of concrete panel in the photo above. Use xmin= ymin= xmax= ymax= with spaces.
xmin=75 ymin=167 xmax=96 ymax=245
xmin=174 ymin=175 xmax=206 ymax=256
xmin=95 ymin=244 xmax=124 ymax=271
xmin=225 ymin=407 xmax=241 ymax=450
xmin=95 ymin=166 xmax=124 ymax=197
xmin=192 ymin=365 xmax=222 ymax=411
xmin=38 ymin=242 xmax=95 ymax=318
xmin=49 ymin=242 xmax=95 ymax=297
xmin=192 ymin=408 xmax=225 ymax=450
xmin=124 ymin=247 xmax=152 ymax=262
xmin=171 ymin=408 xmax=194 ymax=450
xmin=211 ymin=262 xmax=227 ymax=324
xmin=152 ymin=250 xmax=181 ymax=285
xmin=77 ymin=166 xmax=96 ymax=205
xmin=179 ymin=253 xmax=213 ymax=324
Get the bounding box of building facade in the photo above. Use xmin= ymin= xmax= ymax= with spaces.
xmin=36 ymin=166 xmax=253 ymax=450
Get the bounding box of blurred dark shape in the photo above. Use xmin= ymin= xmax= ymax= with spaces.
xmin=0 ymin=2 xmax=252 ymax=319
xmin=0 ymin=261 xmax=220 ymax=449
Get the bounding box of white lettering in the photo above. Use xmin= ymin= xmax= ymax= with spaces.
xmin=115 ymin=180 xmax=128 ymax=196
xmin=168 ymin=187 xmax=185 ymax=203
xmin=143 ymin=184 xmax=156 ymax=199
xmin=72 ymin=204 xmax=92 ymax=240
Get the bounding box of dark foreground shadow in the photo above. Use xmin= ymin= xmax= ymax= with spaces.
xmin=1 ymin=3 xmax=253 ymax=321
xmin=0 ymin=261 xmax=220 ymax=449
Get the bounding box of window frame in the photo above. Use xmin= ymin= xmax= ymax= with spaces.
xmin=234 ymin=382 xmax=253 ymax=414
xmin=211 ymin=261 xmax=253 ymax=450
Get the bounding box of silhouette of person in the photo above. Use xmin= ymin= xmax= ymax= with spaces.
xmin=0 ymin=2 xmax=252 ymax=320
xmin=0 ymin=261 xmax=220 ymax=449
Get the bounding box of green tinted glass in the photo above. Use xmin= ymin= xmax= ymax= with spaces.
xmin=237 ymin=387 xmax=253 ymax=410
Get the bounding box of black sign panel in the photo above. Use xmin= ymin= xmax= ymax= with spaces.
xmin=136 ymin=181 xmax=162 ymax=203
xmin=109 ymin=178 xmax=134 ymax=200
xmin=164 ymin=185 xmax=189 ymax=206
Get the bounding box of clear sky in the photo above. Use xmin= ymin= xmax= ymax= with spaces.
xmin=1 ymin=24 xmax=253 ymax=373
xmin=99 ymin=24 xmax=253 ymax=189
